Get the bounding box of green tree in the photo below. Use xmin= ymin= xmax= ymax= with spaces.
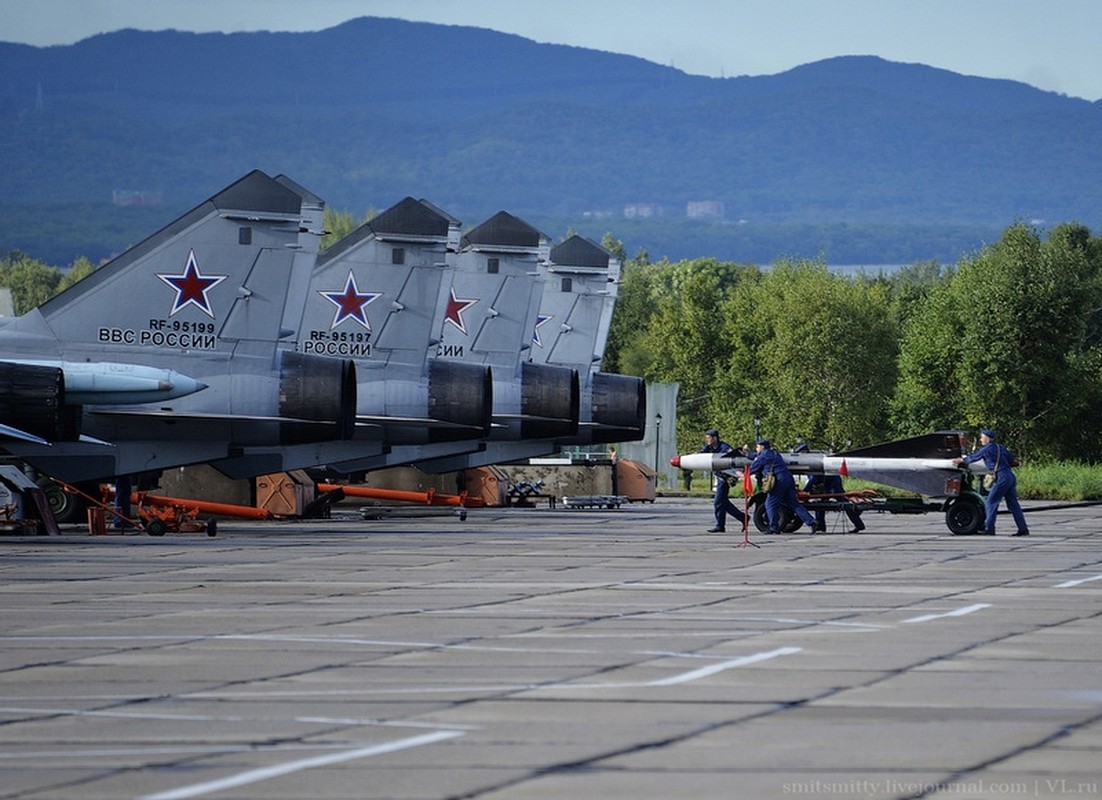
xmin=603 ymin=251 xmax=658 ymax=376
xmin=890 ymin=278 xmax=965 ymax=435
xmin=893 ymin=222 xmax=1102 ymax=459
xmin=600 ymin=232 xmax=627 ymax=263
xmin=320 ymin=207 xmax=374 ymax=252
xmin=713 ymin=260 xmax=897 ymax=450
xmin=881 ymin=259 xmax=948 ymax=331
xmin=640 ymin=258 xmax=756 ymax=445
xmin=58 ymin=256 xmax=96 ymax=291
xmin=0 ymin=252 xmax=62 ymax=314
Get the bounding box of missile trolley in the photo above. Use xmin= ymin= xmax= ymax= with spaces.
xmin=671 ymin=431 xmax=991 ymax=535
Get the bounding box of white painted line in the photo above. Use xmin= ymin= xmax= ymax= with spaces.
xmin=0 ymin=706 xmax=479 ymax=731
xmin=139 ymin=730 xmax=463 ymax=800
xmin=1055 ymin=573 xmax=1102 ymax=588
xmin=902 ymin=603 xmax=991 ymax=624
xmin=646 ymin=647 xmax=802 ymax=686
xmin=178 ymin=649 xmax=804 ymax=698
xmin=0 ymin=706 xmax=239 ymax=723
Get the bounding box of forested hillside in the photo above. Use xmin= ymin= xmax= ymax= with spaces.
xmin=2 ymin=17 xmax=1100 ymax=266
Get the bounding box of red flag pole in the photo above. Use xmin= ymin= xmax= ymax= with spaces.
xmin=738 ymin=467 xmax=760 ymax=548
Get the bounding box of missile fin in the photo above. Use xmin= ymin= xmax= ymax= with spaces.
xmin=839 ymin=430 xmax=965 ymax=460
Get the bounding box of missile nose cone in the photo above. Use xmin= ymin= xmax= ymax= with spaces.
xmin=670 ymin=455 xmax=681 ymax=467
xmin=168 ymin=372 xmax=208 ymax=396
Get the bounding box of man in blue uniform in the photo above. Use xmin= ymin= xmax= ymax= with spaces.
xmin=749 ymin=438 xmax=817 ymax=534
xmin=795 ymin=443 xmax=865 ymax=533
xmin=701 ymin=428 xmax=746 ymax=532
xmin=954 ymin=428 xmax=1029 ymax=536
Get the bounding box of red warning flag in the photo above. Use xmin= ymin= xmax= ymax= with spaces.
xmin=840 ymin=458 xmax=850 ymax=478
xmin=743 ymin=466 xmax=753 ymax=495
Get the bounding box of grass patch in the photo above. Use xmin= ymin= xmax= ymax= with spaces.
xmin=1016 ymin=461 xmax=1102 ymax=501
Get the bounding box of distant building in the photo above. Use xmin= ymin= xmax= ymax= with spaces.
xmin=112 ymin=190 xmax=164 ymax=207
xmin=623 ymin=203 xmax=664 ymax=219
xmin=0 ymin=288 xmax=14 ymax=317
xmin=686 ymin=200 xmax=725 ymax=220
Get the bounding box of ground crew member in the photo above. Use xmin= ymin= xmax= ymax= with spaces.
xmin=954 ymin=428 xmax=1029 ymax=536
xmin=794 ymin=444 xmax=865 ymax=533
xmin=701 ymin=428 xmax=746 ymax=532
xmin=749 ymin=438 xmax=817 ymax=534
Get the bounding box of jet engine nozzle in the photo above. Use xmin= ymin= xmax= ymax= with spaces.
xmin=0 ymin=362 xmax=81 ymax=443
xmin=520 ymin=362 xmax=579 ymax=438
xmin=278 ymin=351 xmax=357 ymax=443
xmin=589 ymin=372 xmax=646 ymax=443
xmin=427 ymin=360 xmax=494 ymax=440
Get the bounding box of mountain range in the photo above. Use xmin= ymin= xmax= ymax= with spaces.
xmin=2 ymin=16 xmax=1100 ymax=266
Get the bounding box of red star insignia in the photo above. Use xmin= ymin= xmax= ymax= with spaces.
xmin=444 ymin=287 xmax=478 ymax=335
xmin=157 ymin=249 xmax=227 ymax=318
xmin=319 ymin=271 xmax=381 ymax=330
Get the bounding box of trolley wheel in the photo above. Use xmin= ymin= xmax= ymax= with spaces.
xmin=751 ymin=496 xmax=794 ymax=533
xmin=751 ymin=496 xmax=769 ymax=532
xmin=206 ymin=518 xmax=218 ymax=537
xmin=145 ymin=519 xmax=168 ymax=537
xmin=945 ymin=497 xmax=984 ymax=535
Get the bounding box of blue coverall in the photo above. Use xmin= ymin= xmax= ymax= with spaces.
xmin=804 ymin=473 xmax=865 ymax=532
xmin=749 ymin=446 xmax=817 ymax=533
xmin=701 ymin=438 xmax=745 ymax=531
xmin=961 ymin=441 xmax=1029 ymax=535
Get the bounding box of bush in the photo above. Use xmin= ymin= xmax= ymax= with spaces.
xmin=1016 ymin=461 xmax=1102 ymax=501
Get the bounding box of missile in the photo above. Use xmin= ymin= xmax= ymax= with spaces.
xmin=9 ymin=360 xmax=208 ymax=404
xmin=670 ymin=431 xmax=991 ymax=498
xmin=671 ymin=451 xmax=983 ymax=474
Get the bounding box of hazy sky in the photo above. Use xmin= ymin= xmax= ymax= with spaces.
xmin=3 ymin=0 xmax=1101 ymax=101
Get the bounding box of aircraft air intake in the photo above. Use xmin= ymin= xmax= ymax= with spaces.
xmin=0 ymin=362 xmax=81 ymax=442
xmin=427 ymin=360 xmax=494 ymax=439
xmin=278 ymin=351 xmax=357 ymax=443
xmin=520 ymin=362 xmax=580 ymax=438
xmin=589 ymin=372 xmax=647 ymax=443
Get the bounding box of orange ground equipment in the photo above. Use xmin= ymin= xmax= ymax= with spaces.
xmin=55 ymin=480 xmax=272 ymax=536
xmin=53 ymin=480 xmax=151 ymax=536
xmin=317 ymin=483 xmax=484 ymax=509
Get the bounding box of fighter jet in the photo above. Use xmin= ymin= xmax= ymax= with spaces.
xmin=0 ymin=175 xmax=493 ymax=491
xmin=532 ymin=235 xmax=646 ymax=445
xmin=202 ymin=195 xmax=497 ymax=479
xmin=0 ymin=170 xmax=364 ymax=487
xmin=431 ymin=211 xmax=580 ymax=438
xmin=413 ymin=233 xmax=646 ymax=474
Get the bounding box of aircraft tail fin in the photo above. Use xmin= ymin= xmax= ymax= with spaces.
xmin=34 ymin=170 xmax=304 ymax=349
